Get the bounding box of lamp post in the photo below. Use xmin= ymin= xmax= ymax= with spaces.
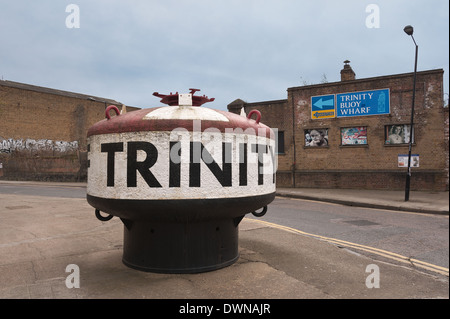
xmin=403 ymin=25 xmax=418 ymax=202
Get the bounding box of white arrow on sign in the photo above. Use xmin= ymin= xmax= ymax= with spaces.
xmin=313 ymin=97 xmax=334 ymax=109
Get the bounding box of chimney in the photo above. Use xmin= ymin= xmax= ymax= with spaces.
xmin=227 ymin=98 xmax=246 ymax=115
xmin=340 ymin=60 xmax=356 ymax=81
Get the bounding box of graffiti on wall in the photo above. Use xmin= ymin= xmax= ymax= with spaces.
xmin=0 ymin=138 xmax=79 ymax=154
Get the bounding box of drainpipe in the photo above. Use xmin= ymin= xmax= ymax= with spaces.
xmin=290 ymin=89 xmax=296 ymax=187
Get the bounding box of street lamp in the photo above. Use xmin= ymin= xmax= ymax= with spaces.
xmin=403 ymin=25 xmax=418 ymax=202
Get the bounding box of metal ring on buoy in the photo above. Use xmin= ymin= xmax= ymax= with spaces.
xmin=247 ymin=109 xmax=261 ymax=124
xmin=251 ymin=206 xmax=267 ymax=217
xmin=105 ymin=105 xmax=120 ymax=120
xmin=95 ymin=209 xmax=113 ymax=221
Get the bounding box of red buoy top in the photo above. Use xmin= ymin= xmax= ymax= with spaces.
xmin=87 ymin=89 xmax=273 ymax=139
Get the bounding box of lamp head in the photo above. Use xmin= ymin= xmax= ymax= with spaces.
xmin=404 ymin=25 xmax=414 ymax=36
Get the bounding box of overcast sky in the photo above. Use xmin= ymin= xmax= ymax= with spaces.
xmin=1 ymin=1 xmax=448 ymax=111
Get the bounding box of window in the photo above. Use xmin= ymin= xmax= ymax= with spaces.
xmin=385 ymin=124 xmax=414 ymax=144
xmin=340 ymin=127 xmax=367 ymax=145
xmin=276 ymin=131 xmax=285 ymax=154
xmin=305 ymin=129 xmax=328 ymax=147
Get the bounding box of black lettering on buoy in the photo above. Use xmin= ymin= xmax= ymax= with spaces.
xmin=268 ymin=145 xmax=276 ymax=184
xmin=239 ymin=143 xmax=247 ymax=186
xmin=189 ymin=142 xmax=232 ymax=187
xmin=101 ymin=142 xmax=124 ymax=187
xmin=169 ymin=141 xmax=181 ymax=187
xmin=98 ymin=139 xmax=273 ymax=189
xmin=127 ymin=142 xmax=162 ymax=188
xmin=251 ymin=144 xmax=268 ymax=185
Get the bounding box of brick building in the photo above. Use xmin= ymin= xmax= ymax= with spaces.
xmin=0 ymin=80 xmax=139 ymax=181
xmin=228 ymin=62 xmax=449 ymax=191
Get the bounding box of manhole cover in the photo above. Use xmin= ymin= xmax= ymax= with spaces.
xmin=343 ymin=219 xmax=379 ymax=226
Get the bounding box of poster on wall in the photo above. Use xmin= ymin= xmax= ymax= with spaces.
xmin=340 ymin=127 xmax=367 ymax=145
xmin=305 ymin=129 xmax=328 ymax=147
xmin=385 ymin=124 xmax=413 ymax=144
xmin=398 ymin=154 xmax=419 ymax=167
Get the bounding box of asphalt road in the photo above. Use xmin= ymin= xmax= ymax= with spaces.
xmin=249 ymin=196 xmax=449 ymax=271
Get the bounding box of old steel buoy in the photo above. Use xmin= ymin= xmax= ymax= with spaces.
xmin=86 ymin=89 xmax=276 ymax=273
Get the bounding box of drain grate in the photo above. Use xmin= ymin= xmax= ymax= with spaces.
xmin=343 ymin=219 xmax=379 ymax=226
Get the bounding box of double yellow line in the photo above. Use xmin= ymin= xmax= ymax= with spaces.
xmin=247 ymin=218 xmax=449 ymax=277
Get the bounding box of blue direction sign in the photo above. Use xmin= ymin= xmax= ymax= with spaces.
xmin=311 ymin=94 xmax=335 ymax=119
xmin=336 ymin=88 xmax=390 ymax=118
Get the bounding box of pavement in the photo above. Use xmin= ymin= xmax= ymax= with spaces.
xmin=276 ymin=187 xmax=449 ymax=215
xmin=0 ymin=181 xmax=448 ymax=301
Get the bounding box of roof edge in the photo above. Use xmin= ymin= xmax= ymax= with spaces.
xmin=0 ymin=79 xmax=122 ymax=105
xmin=288 ymin=68 xmax=444 ymax=91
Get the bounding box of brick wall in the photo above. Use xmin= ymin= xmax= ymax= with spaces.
xmin=444 ymin=106 xmax=449 ymax=187
xmin=229 ymin=98 xmax=295 ymax=187
xmin=229 ymin=68 xmax=448 ymax=191
xmin=0 ymin=81 xmax=139 ymax=181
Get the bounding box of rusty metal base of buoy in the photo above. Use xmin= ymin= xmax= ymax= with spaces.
xmin=121 ymin=216 xmax=244 ymax=273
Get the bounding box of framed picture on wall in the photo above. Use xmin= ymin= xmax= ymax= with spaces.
xmin=385 ymin=124 xmax=413 ymax=144
xmin=340 ymin=127 xmax=367 ymax=145
xmin=305 ymin=129 xmax=328 ymax=147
